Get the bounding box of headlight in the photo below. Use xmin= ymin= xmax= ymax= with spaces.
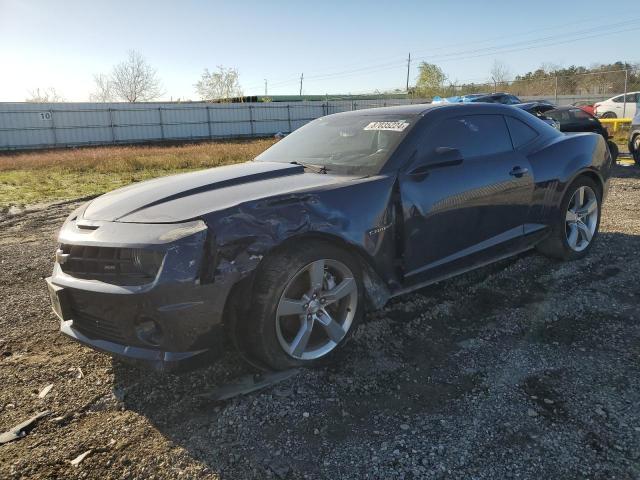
xmin=157 ymin=220 xmax=207 ymax=242
xmin=131 ymin=249 xmax=165 ymax=277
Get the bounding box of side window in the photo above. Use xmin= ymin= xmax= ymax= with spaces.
xmin=505 ymin=116 xmax=538 ymax=148
xmin=430 ymin=115 xmax=512 ymax=158
xmin=626 ymin=93 xmax=638 ymax=103
xmin=612 ymin=95 xmax=624 ymax=103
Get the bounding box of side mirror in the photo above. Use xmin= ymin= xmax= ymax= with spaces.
xmin=409 ymin=147 xmax=463 ymax=177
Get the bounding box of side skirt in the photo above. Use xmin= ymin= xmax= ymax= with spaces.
xmin=390 ymin=244 xmax=535 ymax=299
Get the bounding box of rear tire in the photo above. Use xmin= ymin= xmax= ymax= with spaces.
xmin=607 ymin=140 xmax=619 ymax=164
xmin=246 ymin=240 xmax=364 ymax=370
xmin=632 ymin=134 xmax=640 ymax=166
xmin=536 ymin=176 xmax=601 ymax=261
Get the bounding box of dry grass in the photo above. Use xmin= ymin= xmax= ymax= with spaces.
xmin=0 ymin=139 xmax=275 ymax=172
xmin=0 ymin=139 xmax=275 ymax=207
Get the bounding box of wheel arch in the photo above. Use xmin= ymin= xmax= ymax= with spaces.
xmin=261 ymin=231 xmax=391 ymax=310
xmin=572 ymin=168 xmax=604 ymax=198
xmin=220 ymin=231 xmax=391 ymax=359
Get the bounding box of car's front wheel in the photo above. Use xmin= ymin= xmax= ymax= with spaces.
xmin=247 ymin=241 xmax=363 ymax=370
xmin=601 ymin=111 xmax=617 ymax=119
xmin=537 ymin=176 xmax=602 ymax=261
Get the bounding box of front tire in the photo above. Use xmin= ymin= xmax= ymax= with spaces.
xmin=247 ymin=241 xmax=364 ymax=370
xmin=601 ymin=112 xmax=617 ymax=119
xmin=536 ymin=176 xmax=602 ymax=261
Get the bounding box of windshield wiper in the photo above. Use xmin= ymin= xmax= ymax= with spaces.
xmin=289 ymin=161 xmax=329 ymax=174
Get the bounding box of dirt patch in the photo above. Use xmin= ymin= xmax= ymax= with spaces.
xmin=1 ymin=165 xmax=640 ymax=479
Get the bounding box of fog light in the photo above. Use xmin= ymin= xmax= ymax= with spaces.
xmin=135 ymin=317 xmax=163 ymax=346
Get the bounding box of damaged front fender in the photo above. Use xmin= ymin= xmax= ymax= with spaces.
xmin=203 ymin=175 xmax=400 ymax=313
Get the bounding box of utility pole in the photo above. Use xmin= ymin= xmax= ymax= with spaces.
xmin=406 ymin=53 xmax=411 ymax=92
xmin=299 ymin=73 xmax=304 ymax=97
xmin=623 ymin=68 xmax=629 ymax=118
xmin=264 ymin=79 xmax=268 ymax=96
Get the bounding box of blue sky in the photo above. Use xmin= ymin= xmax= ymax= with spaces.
xmin=1 ymin=0 xmax=639 ymax=102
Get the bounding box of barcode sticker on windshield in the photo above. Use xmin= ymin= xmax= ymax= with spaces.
xmin=364 ymin=121 xmax=409 ymax=132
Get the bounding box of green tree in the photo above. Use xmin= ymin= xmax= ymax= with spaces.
xmin=415 ymin=62 xmax=447 ymax=97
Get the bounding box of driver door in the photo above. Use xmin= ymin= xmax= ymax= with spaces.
xmin=399 ymin=113 xmax=534 ymax=286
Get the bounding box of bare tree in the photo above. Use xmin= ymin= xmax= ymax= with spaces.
xmin=89 ymin=74 xmax=115 ymax=102
xmin=109 ymin=50 xmax=164 ymax=102
xmin=25 ymin=87 xmax=65 ymax=103
xmin=489 ymin=60 xmax=511 ymax=91
xmin=195 ymin=66 xmax=243 ymax=102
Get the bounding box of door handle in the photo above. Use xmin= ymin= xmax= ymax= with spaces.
xmin=509 ymin=166 xmax=529 ymax=177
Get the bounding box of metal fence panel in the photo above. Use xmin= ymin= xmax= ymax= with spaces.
xmin=2 ymin=71 xmax=637 ymax=151
xmin=0 ymin=99 xmax=434 ymax=150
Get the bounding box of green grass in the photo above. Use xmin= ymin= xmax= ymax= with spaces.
xmin=0 ymin=139 xmax=275 ymax=208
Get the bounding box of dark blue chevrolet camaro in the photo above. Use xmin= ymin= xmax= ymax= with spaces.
xmin=47 ymin=103 xmax=612 ymax=371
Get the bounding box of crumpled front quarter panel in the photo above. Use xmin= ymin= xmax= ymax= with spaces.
xmin=204 ymin=175 xmax=399 ymax=284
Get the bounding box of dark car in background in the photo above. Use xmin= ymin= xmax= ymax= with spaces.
xmin=514 ymin=102 xmax=560 ymax=129
xmin=545 ymin=106 xmax=619 ymax=162
xmin=630 ymin=112 xmax=640 ymax=165
xmin=572 ymin=100 xmax=596 ymax=116
xmin=469 ymin=92 xmax=524 ymax=105
xmin=47 ymin=103 xmax=612 ymax=371
xmin=509 ymin=103 xmax=619 ymax=163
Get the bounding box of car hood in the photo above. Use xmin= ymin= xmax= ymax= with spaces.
xmin=82 ymin=161 xmax=351 ymax=223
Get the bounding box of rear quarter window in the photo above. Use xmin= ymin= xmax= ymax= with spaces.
xmin=505 ymin=116 xmax=538 ymax=148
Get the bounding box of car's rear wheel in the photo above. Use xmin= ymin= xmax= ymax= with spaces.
xmin=536 ymin=176 xmax=601 ymax=261
xmin=632 ymin=134 xmax=640 ymax=166
xmin=607 ymin=140 xmax=619 ymax=164
xmin=247 ymin=241 xmax=363 ymax=370
xmin=601 ymin=112 xmax=617 ymax=119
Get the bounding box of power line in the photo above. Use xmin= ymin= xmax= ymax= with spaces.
xmin=302 ymin=18 xmax=640 ymax=83
xmin=243 ymin=18 xmax=640 ymax=93
xmin=244 ymin=13 xmax=640 ymax=91
xmin=301 ymin=23 xmax=640 ymax=84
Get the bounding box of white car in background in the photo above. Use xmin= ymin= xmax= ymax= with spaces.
xmin=594 ymin=92 xmax=639 ymax=118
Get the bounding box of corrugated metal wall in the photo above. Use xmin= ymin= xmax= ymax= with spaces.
xmin=0 ymin=99 xmax=426 ymax=151
xmin=0 ymin=95 xmax=598 ymax=151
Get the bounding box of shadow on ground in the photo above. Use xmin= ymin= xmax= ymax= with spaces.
xmin=112 ymin=227 xmax=640 ymax=478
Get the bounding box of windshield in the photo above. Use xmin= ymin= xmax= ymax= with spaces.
xmin=255 ymin=113 xmax=418 ymax=175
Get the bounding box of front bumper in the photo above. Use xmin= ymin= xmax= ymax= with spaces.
xmin=46 ymin=217 xmax=238 ymax=371
xmin=46 ymin=273 xmax=232 ymax=371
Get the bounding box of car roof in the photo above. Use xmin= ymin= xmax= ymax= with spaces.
xmin=327 ymin=103 xmax=440 ymax=117
xmin=609 ymin=91 xmax=640 ymax=97
xmin=327 ymin=102 xmax=525 ymax=118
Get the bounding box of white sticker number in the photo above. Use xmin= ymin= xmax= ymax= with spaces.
xmin=364 ymin=121 xmax=409 ymax=132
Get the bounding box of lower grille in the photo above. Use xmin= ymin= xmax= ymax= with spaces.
xmin=70 ymin=307 xmax=127 ymax=344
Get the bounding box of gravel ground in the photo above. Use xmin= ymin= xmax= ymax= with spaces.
xmin=1 ymin=165 xmax=639 ymax=479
